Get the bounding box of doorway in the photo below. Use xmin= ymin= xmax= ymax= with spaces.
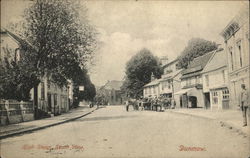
xmin=204 ymin=93 xmax=210 ymax=109
xmin=189 ymin=96 xmax=197 ymax=108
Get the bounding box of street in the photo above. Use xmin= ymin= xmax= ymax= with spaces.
xmin=1 ymin=106 xmax=250 ymax=158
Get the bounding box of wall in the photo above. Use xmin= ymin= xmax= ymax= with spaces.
xmin=0 ymin=100 xmax=34 ymax=126
xmin=224 ymin=15 xmax=250 ymax=109
xmin=202 ymin=68 xmax=228 ymax=93
xmin=143 ymin=84 xmax=160 ymax=98
xmin=0 ymin=34 xmax=19 ymax=62
xmin=30 ymin=77 xmax=69 ymax=115
xmin=181 ymin=75 xmax=202 ymax=88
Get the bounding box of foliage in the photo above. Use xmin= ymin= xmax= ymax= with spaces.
xmin=72 ymin=69 xmax=96 ymax=107
xmin=122 ymin=48 xmax=163 ymax=98
xmin=0 ymin=57 xmax=39 ymax=101
xmin=22 ymin=0 xmax=97 ymax=86
xmin=177 ymin=38 xmax=218 ymax=69
xmin=94 ymin=87 xmax=110 ymax=105
xmin=1 ymin=0 xmax=97 ymax=101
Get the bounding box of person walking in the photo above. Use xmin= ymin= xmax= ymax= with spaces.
xmin=125 ymin=100 xmax=129 ymax=112
xmin=240 ymin=84 xmax=249 ymax=127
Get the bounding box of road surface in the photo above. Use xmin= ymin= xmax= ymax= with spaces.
xmin=1 ymin=106 xmax=249 ymax=158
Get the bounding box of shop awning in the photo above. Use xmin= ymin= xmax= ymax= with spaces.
xmin=174 ymin=88 xmax=193 ymax=95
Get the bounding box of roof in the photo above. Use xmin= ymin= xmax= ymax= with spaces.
xmin=182 ymin=51 xmax=214 ymax=76
xmin=160 ymin=69 xmax=182 ymax=81
xmin=162 ymin=58 xmax=178 ymax=68
xmin=143 ymin=79 xmax=160 ymax=87
xmin=102 ymin=80 xmax=123 ymax=90
xmin=1 ymin=28 xmax=32 ymax=50
xmin=202 ymin=49 xmax=227 ymax=74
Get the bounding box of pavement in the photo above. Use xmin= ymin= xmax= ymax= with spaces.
xmin=0 ymin=105 xmax=98 ymax=139
xmin=167 ymin=108 xmax=250 ymax=136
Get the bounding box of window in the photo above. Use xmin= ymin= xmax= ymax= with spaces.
xmin=222 ymin=89 xmax=230 ymax=100
xmin=205 ymin=75 xmax=209 ymax=87
xmin=41 ymin=82 xmax=45 ymax=100
xmin=237 ymin=41 xmax=243 ymax=67
xmin=229 ymin=47 xmax=234 ymax=71
xmin=212 ymin=91 xmax=218 ymax=104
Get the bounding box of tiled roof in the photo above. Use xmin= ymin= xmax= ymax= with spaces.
xmin=160 ymin=69 xmax=182 ymax=81
xmin=182 ymin=51 xmax=214 ymax=75
xmin=143 ymin=79 xmax=160 ymax=87
xmin=162 ymin=58 xmax=178 ymax=68
xmin=103 ymin=80 xmax=123 ymax=90
xmin=202 ymin=49 xmax=227 ymax=73
xmin=1 ymin=28 xmax=32 ymax=49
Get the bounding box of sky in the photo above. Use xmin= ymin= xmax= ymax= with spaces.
xmin=1 ymin=0 xmax=248 ymax=86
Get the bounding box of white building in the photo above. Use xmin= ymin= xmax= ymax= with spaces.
xmin=202 ymin=49 xmax=229 ymax=110
xmin=220 ymin=7 xmax=249 ymax=109
xmin=143 ymin=79 xmax=160 ymax=98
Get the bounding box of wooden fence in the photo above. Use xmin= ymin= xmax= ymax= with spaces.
xmin=0 ymin=100 xmax=34 ymax=126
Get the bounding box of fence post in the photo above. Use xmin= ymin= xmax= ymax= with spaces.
xmin=5 ymin=100 xmax=10 ymax=124
xmin=20 ymin=101 xmax=25 ymax=122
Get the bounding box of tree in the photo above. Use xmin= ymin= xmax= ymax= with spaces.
xmin=122 ymin=48 xmax=163 ymax=98
xmin=0 ymin=0 xmax=97 ymax=116
xmin=72 ymin=69 xmax=96 ymax=107
xmin=0 ymin=58 xmax=38 ymax=101
xmin=22 ymin=0 xmax=97 ymax=86
xmin=177 ymin=38 xmax=218 ymax=69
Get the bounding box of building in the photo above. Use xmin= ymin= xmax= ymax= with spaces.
xmin=0 ymin=28 xmax=27 ymax=63
xmin=100 ymin=80 xmax=125 ymax=105
xmin=143 ymin=77 xmax=160 ymax=98
xmin=175 ymin=51 xmax=214 ymax=108
xmin=202 ymin=49 xmax=229 ymax=110
xmin=1 ymin=28 xmax=70 ymax=117
xmin=159 ymin=59 xmax=182 ymax=107
xmin=30 ymin=77 xmax=70 ymax=116
xmin=220 ymin=7 xmax=249 ymax=109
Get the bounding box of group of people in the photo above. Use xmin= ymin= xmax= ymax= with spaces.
xmin=125 ymin=95 xmax=176 ymax=112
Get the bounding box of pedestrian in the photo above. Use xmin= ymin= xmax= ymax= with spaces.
xmin=125 ymin=100 xmax=129 ymax=112
xmin=171 ymin=98 xmax=176 ymax=109
xmin=240 ymin=84 xmax=249 ymax=127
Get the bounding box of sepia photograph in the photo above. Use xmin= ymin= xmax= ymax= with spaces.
xmin=0 ymin=0 xmax=249 ymax=158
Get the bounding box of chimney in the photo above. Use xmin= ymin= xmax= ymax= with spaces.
xmin=151 ymin=72 xmax=155 ymax=81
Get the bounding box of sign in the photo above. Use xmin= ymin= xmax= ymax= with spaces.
xmin=79 ymin=86 xmax=84 ymax=91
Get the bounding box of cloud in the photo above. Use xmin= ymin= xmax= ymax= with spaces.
xmin=91 ymin=30 xmax=185 ymax=86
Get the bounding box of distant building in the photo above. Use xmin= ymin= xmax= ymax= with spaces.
xmin=100 ymin=80 xmax=125 ymax=105
xmin=143 ymin=75 xmax=160 ymax=98
xmin=176 ymin=51 xmax=214 ymax=108
xmin=220 ymin=7 xmax=249 ymax=109
xmin=202 ymin=49 xmax=229 ymax=110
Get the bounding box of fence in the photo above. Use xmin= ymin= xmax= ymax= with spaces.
xmin=0 ymin=100 xmax=34 ymax=126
